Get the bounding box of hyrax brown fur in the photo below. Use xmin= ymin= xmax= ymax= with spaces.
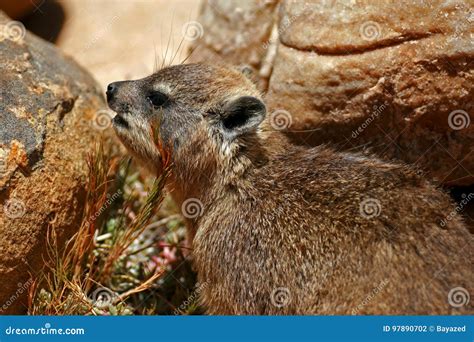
xmin=107 ymin=63 xmax=473 ymax=315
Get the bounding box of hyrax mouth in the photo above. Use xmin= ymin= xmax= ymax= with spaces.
xmin=112 ymin=114 xmax=129 ymax=129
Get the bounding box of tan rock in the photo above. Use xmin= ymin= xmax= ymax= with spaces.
xmin=189 ymin=0 xmax=279 ymax=88
xmin=0 ymin=11 xmax=114 ymax=313
xmin=191 ymin=0 xmax=474 ymax=186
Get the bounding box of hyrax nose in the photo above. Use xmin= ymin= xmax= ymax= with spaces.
xmin=106 ymin=82 xmax=119 ymax=103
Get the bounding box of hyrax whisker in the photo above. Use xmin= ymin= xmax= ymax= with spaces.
xmin=179 ymin=45 xmax=199 ymax=66
xmin=153 ymin=43 xmax=159 ymax=74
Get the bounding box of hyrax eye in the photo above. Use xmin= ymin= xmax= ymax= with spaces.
xmin=147 ymin=91 xmax=169 ymax=109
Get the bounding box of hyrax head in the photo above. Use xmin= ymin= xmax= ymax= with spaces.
xmin=107 ymin=63 xmax=266 ymax=174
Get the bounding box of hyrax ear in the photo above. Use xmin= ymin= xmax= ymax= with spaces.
xmin=220 ymin=96 xmax=266 ymax=139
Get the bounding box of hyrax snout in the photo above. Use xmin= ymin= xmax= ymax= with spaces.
xmin=108 ymin=63 xmax=473 ymax=315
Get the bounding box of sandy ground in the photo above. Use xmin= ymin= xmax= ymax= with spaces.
xmin=17 ymin=0 xmax=202 ymax=89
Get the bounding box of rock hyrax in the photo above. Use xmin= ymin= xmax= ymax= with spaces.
xmin=107 ymin=63 xmax=473 ymax=314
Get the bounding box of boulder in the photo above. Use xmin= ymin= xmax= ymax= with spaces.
xmin=190 ymin=0 xmax=474 ymax=186
xmin=0 ymin=0 xmax=40 ymax=20
xmin=191 ymin=0 xmax=279 ymax=89
xmin=0 ymin=12 xmax=113 ymax=313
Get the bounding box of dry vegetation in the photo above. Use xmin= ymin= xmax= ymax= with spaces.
xmin=28 ymin=141 xmax=201 ymax=315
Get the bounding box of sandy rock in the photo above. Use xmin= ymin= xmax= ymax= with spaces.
xmin=191 ymin=0 xmax=474 ymax=186
xmin=189 ymin=0 xmax=279 ymax=88
xmin=0 ymin=11 xmax=113 ymax=313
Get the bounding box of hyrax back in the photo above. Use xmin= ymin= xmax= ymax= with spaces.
xmin=107 ymin=63 xmax=473 ymax=315
xmin=194 ymin=145 xmax=473 ymax=314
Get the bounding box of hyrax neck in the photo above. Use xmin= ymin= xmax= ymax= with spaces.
xmin=171 ymin=130 xmax=282 ymax=210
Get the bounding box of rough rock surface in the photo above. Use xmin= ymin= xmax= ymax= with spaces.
xmin=190 ymin=0 xmax=474 ymax=186
xmin=191 ymin=0 xmax=279 ymax=89
xmin=0 ymin=11 xmax=112 ymax=313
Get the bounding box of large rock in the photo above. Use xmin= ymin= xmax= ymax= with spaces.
xmin=0 ymin=12 xmax=113 ymax=313
xmin=195 ymin=0 xmax=277 ymax=66
xmin=190 ymin=0 xmax=474 ymax=186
